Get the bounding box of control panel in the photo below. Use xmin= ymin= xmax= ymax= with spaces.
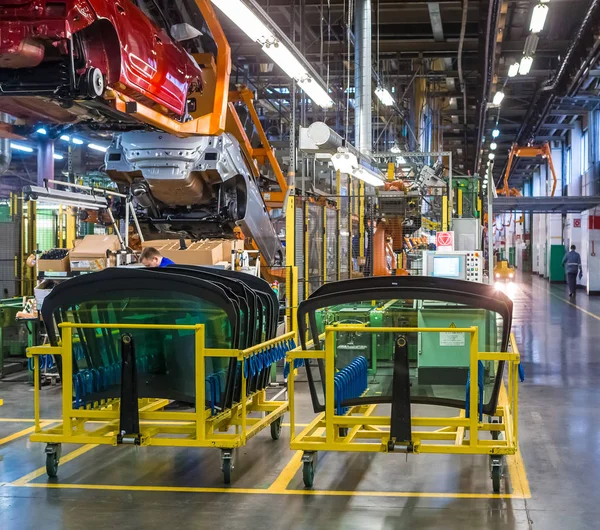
xmin=465 ymin=251 xmax=483 ymax=283
xmin=423 ymin=251 xmax=484 ymax=283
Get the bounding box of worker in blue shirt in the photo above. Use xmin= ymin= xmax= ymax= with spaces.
xmin=140 ymin=247 xmax=175 ymax=268
xmin=562 ymin=244 xmax=583 ymax=297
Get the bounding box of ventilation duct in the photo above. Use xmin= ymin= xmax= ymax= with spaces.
xmin=0 ymin=113 xmax=12 ymax=176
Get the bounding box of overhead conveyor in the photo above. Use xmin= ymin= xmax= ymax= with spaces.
xmin=27 ymin=267 xmax=295 ymax=484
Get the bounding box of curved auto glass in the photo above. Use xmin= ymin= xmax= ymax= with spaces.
xmin=297 ymin=276 xmax=512 ymax=415
xmin=41 ymin=269 xmax=238 ymax=409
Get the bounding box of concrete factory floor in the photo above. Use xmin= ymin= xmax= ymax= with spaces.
xmin=1 ymin=273 xmax=600 ymax=529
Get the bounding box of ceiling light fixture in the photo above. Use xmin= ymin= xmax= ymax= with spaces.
xmin=211 ymin=0 xmax=334 ymax=108
xmin=492 ymin=91 xmax=505 ymax=105
xmin=488 ymin=153 xmax=496 ymax=160
xmin=530 ymin=3 xmax=549 ymax=33
xmin=375 ymin=86 xmax=394 ymax=107
xmin=35 ymin=128 xmax=47 ymax=135
xmin=60 ymin=135 xmax=70 ymax=142
xmin=492 ymin=129 xmax=500 ymax=138
xmin=519 ymin=56 xmax=533 ymax=76
xmin=53 ymin=153 xmax=64 ymax=160
xmin=331 ymin=150 xmax=385 ymax=187
xmin=88 ymin=143 xmax=108 ymax=153
xmin=524 ymin=34 xmax=539 ymax=56
xmin=297 ymin=79 xmax=334 ymax=109
xmin=508 ymin=62 xmax=520 ymax=78
xmin=490 ymin=142 xmax=498 ymax=150
xmin=71 ymin=138 xmax=84 ymax=145
xmin=11 ymin=142 xmax=34 ymax=153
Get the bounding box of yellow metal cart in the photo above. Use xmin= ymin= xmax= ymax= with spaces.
xmin=287 ymin=325 xmax=521 ymax=492
xmin=27 ymin=322 xmax=294 ymax=484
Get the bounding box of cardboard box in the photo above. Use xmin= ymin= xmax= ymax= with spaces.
xmin=37 ymin=250 xmax=70 ymax=273
xmin=34 ymin=279 xmax=56 ymax=308
xmin=220 ymin=238 xmax=245 ymax=257
xmin=142 ymin=238 xmax=244 ymax=266
xmin=69 ymin=235 xmax=121 ymax=272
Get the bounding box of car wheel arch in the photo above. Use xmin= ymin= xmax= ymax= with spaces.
xmin=77 ymin=19 xmax=123 ymax=86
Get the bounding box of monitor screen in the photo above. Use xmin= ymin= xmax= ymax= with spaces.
xmin=432 ymin=256 xmax=461 ymax=278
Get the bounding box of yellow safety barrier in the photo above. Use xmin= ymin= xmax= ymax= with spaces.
xmin=27 ymin=322 xmax=294 ymax=483
xmin=287 ymin=325 xmax=521 ymax=492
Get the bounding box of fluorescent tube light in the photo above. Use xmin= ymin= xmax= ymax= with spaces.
xmin=331 ymin=152 xmax=358 ymax=174
xmin=88 ymin=143 xmax=108 ymax=153
xmin=60 ymin=135 xmax=70 ymax=142
xmin=53 ymin=154 xmax=64 ymax=160
xmin=530 ymin=3 xmax=549 ymax=33
xmin=211 ymin=0 xmax=272 ymax=42
xmin=72 ymin=138 xmax=84 ymax=145
xmin=524 ymin=34 xmax=539 ymax=56
xmin=263 ymin=42 xmax=307 ymax=81
xmin=375 ymin=86 xmax=394 ymax=107
xmin=508 ymin=62 xmax=520 ymax=78
xmin=354 ymin=166 xmax=385 ymax=187
xmin=492 ymin=91 xmax=505 ymax=105
xmin=519 ymin=56 xmax=533 ymax=76
xmin=297 ymin=79 xmax=334 ymax=109
xmin=211 ymin=0 xmax=333 ymax=108
xmin=36 ymin=128 xmax=47 ymax=135
xmin=11 ymin=142 xmax=34 ymax=153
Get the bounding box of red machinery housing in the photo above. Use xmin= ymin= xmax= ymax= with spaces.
xmin=0 ymin=0 xmax=203 ymax=118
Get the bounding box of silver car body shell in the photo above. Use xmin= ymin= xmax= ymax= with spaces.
xmin=105 ymin=131 xmax=283 ymax=265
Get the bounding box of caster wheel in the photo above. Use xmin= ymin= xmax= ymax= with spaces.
xmin=491 ymin=464 xmax=501 ymax=493
xmin=83 ymin=67 xmax=105 ymax=98
xmin=46 ymin=452 xmax=59 ymax=478
xmin=270 ymin=416 xmax=282 ymax=440
xmin=302 ymin=460 xmax=314 ymax=488
xmin=222 ymin=457 xmax=232 ymax=485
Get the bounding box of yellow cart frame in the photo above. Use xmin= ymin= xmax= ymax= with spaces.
xmin=27 ymin=322 xmax=293 ymax=483
xmin=287 ymin=325 xmax=520 ymax=492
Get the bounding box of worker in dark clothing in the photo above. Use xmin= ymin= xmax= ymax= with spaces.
xmin=140 ymin=247 xmax=175 ymax=268
xmin=562 ymin=244 xmax=582 ymax=297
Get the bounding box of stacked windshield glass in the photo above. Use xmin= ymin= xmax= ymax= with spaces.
xmin=41 ymin=266 xmax=279 ymax=414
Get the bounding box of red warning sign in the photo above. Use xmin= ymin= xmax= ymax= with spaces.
xmin=436 ymin=231 xmax=455 ymax=251
xmin=574 ymin=218 xmax=581 ymax=228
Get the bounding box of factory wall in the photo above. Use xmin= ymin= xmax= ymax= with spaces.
xmin=529 ymin=111 xmax=600 ymax=293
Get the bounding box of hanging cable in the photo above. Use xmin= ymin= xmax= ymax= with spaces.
xmin=457 ymin=0 xmax=468 ymax=162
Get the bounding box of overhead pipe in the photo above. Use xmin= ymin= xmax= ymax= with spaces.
xmin=516 ymin=0 xmax=600 ymax=144
xmin=457 ymin=0 xmax=469 ymax=164
xmin=0 ymin=113 xmax=12 ymax=176
xmin=473 ymin=0 xmax=502 ymax=176
xmin=354 ymin=0 xmax=372 ymax=155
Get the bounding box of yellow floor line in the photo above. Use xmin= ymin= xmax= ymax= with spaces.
xmin=506 ymin=445 xmax=531 ymax=498
xmin=268 ymin=427 xmax=325 ymax=493
xmin=11 ymin=481 xmax=528 ymax=499
xmin=0 ymin=422 xmax=53 ymax=446
xmin=0 ymin=418 xmax=43 ymax=423
xmin=268 ymin=451 xmax=304 ymax=492
xmin=537 ymin=284 xmax=600 ymax=321
xmin=11 ymin=443 xmax=99 ymax=486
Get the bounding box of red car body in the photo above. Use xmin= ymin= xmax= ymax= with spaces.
xmin=0 ymin=0 xmax=203 ymax=118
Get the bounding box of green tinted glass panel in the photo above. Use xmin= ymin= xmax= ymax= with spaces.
xmin=58 ymin=290 xmax=233 ymax=407
xmin=309 ymin=298 xmax=502 ymax=406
